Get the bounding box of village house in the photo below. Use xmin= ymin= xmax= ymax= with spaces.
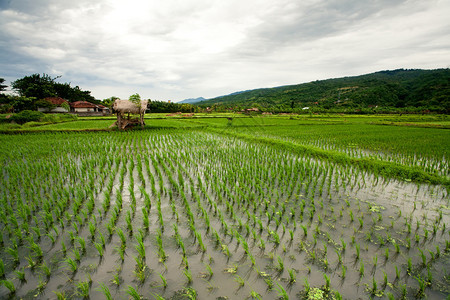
xmin=70 ymin=101 xmax=110 ymax=116
xmin=242 ymin=107 xmax=260 ymax=114
xmin=37 ymin=97 xmax=70 ymax=113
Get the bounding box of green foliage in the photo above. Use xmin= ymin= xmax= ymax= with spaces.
xmin=129 ymin=93 xmax=141 ymax=106
xmin=35 ymin=99 xmax=56 ymax=110
xmin=97 ymin=282 xmax=113 ymax=300
xmin=1 ymin=279 xmax=16 ymax=294
xmin=12 ymin=73 xmax=95 ymax=103
xmin=149 ymin=100 xmax=196 ymax=113
xmin=12 ymin=74 xmax=56 ymax=99
xmin=0 ymin=78 xmax=7 ymax=92
xmin=199 ymin=69 xmax=450 ymax=113
xmin=11 ymin=110 xmax=44 ymax=124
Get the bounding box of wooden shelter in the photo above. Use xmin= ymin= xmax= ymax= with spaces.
xmin=113 ymin=99 xmax=149 ymax=130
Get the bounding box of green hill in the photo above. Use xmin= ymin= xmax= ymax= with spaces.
xmin=198 ymin=69 xmax=450 ymax=112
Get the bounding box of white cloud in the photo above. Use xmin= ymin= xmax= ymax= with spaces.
xmin=0 ymin=0 xmax=449 ymax=100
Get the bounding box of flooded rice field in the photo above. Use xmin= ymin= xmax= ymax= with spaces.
xmin=0 ymin=130 xmax=448 ymax=299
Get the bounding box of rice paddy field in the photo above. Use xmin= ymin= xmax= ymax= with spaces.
xmin=0 ymin=114 xmax=449 ymax=299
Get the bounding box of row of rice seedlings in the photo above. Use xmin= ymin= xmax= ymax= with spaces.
xmin=0 ymin=130 xmax=447 ymax=299
xmin=245 ymin=124 xmax=449 ymax=177
xmin=0 ymin=134 xmax=126 ymax=297
xmin=202 ymin=132 xmax=448 ymax=297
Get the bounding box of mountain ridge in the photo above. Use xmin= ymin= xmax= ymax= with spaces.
xmin=177 ymin=97 xmax=205 ymax=104
xmin=196 ymin=69 xmax=450 ymax=112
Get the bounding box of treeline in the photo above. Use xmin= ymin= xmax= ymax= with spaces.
xmin=0 ymin=74 xmax=199 ymax=114
xmin=148 ymin=100 xmax=197 ymax=113
xmin=0 ymin=74 xmax=97 ymax=112
xmin=198 ymin=69 xmax=450 ymax=113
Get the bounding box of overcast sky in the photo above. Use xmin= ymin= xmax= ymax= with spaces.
xmin=1 ymin=0 xmax=449 ymax=101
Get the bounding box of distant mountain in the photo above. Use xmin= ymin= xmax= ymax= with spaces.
xmin=197 ymin=69 xmax=450 ymax=112
xmin=178 ymin=97 xmax=205 ymax=104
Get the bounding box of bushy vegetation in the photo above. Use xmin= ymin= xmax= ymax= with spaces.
xmin=10 ymin=110 xmax=44 ymax=124
xmin=11 ymin=73 xmax=96 ymax=103
xmin=40 ymin=113 xmax=78 ymax=124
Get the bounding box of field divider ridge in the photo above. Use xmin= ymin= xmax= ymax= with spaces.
xmin=207 ymin=127 xmax=449 ymax=188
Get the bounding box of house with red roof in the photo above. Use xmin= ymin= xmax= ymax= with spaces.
xmin=70 ymin=101 xmax=110 ymax=115
xmin=37 ymin=97 xmax=70 ymax=113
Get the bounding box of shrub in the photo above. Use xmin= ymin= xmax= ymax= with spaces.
xmin=11 ymin=110 xmax=44 ymax=124
xmin=35 ymin=99 xmax=56 ymax=110
xmin=0 ymin=123 xmax=21 ymax=130
xmin=22 ymin=121 xmax=48 ymax=128
xmin=41 ymin=113 xmax=77 ymax=123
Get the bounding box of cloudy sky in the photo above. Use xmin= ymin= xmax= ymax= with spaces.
xmin=1 ymin=0 xmax=449 ymax=101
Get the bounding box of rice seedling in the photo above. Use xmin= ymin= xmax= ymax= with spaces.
xmin=359 ymin=261 xmax=365 ymax=277
xmin=426 ymin=266 xmax=433 ymax=285
xmin=419 ymin=249 xmax=427 ymax=266
xmin=97 ymin=282 xmax=113 ymax=300
xmin=135 ymin=237 xmax=146 ymax=260
xmin=126 ymin=211 xmax=133 ymax=234
xmin=288 ymin=268 xmax=296 ymax=283
xmin=274 ymin=283 xmax=289 ymax=300
xmin=395 ymin=265 xmax=401 ymax=280
xmin=40 ymin=261 xmax=51 ymax=278
xmin=1 ymin=279 xmax=16 ymax=294
xmin=117 ymin=227 xmax=126 ymax=248
xmin=371 ymin=254 xmax=378 ymax=270
xmin=89 ymin=221 xmax=96 ymax=240
xmin=320 ymin=274 xmax=330 ymax=292
xmin=341 ymin=265 xmax=347 ymax=279
xmin=14 ymin=267 xmax=26 ymax=282
xmin=415 ymin=276 xmax=426 ymax=298
xmin=65 ymin=257 xmax=78 ymax=273
xmin=75 ymin=280 xmax=91 ymax=298
xmin=355 ymin=243 xmax=360 ymax=260
xmin=77 ymin=237 xmax=86 ymax=253
xmin=234 ymin=275 xmax=245 ymax=287
xmin=183 ymin=269 xmax=193 ymax=284
xmin=159 ymin=273 xmax=168 ymax=288
xmin=53 ymin=291 xmax=67 ymax=299
xmin=222 ymin=244 xmax=231 ymax=258
xmin=276 ymin=255 xmax=284 ymax=272
xmin=125 ymin=285 xmax=142 ymax=300
xmin=340 ymin=238 xmax=347 ymax=252
xmin=6 ymin=246 xmax=19 ymax=265
xmin=259 ymin=238 xmax=266 ymax=250
xmin=301 ymin=225 xmax=308 ymax=237
xmin=95 ymin=242 xmax=104 ymax=258
xmin=335 ymin=249 xmax=343 ymax=265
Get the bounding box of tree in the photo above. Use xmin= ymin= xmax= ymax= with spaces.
xmin=12 ymin=74 xmax=56 ymax=99
xmin=0 ymin=78 xmax=9 ymax=105
xmin=8 ymin=96 xmax=37 ymax=112
xmin=129 ymin=93 xmax=141 ymax=106
xmin=102 ymin=96 xmax=119 ymax=109
xmin=35 ymin=99 xmax=56 ymax=110
xmin=0 ymin=78 xmax=7 ymax=93
xmin=11 ymin=110 xmax=44 ymax=124
xmin=11 ymin=73 xmax=97 ymax=104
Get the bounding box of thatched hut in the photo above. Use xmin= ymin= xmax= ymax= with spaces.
xmin=113 ymin=99 xmax=149 ymax=129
